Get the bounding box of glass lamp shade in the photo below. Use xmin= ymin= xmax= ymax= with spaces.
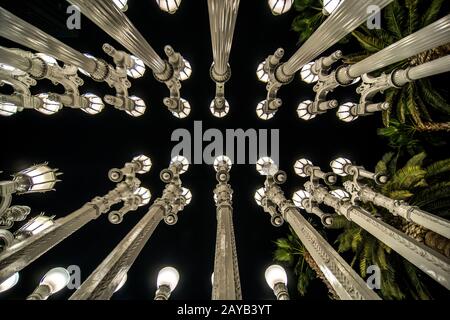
xmin=18 ymin=214 xmax=55 ymax=235
xmin=179 ymin=59 xmax=192 ymax=81
xmin=213 ymin=155 xmax=232 ymax=172
xmin=127 ymin=55 xmax=146 ymax=79
xmin=256 ymin=100 xmax=276 ymax=120
xmin=172 ymin=98 xmax=191 ymax=119
xmin=254 ymin=187 xmax=266 ymax=206
xmin=337 ymin=102 xmax=358 ymax=122
xmin=170 ymin=155 xmax=190 ymax=174
xmin=300 ymin=62 xmax=319 ymax=83
xmin=0 ymin=102 xmax=18 ymax=117
xmin=256 ymin=157 xmax=278 ymax=176
xmin=297 ymin=100 xmax=316 ymax=120
xmin=78 ymin=53 xmax=97 ymax=76
xmin=265 ymin=265 xmax=287 ymax=289
xmin=40 ymin=267 xmax=70 ymax=293
xmin=210 ymin=99 xmax=230 ymax=118
xmin=268 ymin=0 xmax=293 ymax=15
xmin=323 ymin=0 xmax=342 ymax=15
xmin=126 ymin=96 xmax=146 ymax=117
xmin=134 ymin=187 xmax=151 ymax=206
xmin=256 ymin=62 xmax=269 ymax=83
xmin=36 ymin=93 xmax=63 ymax=115
xmin=156 ymin=0 xmax=181 ymax=14
xmin=114 ymin=274 xmax=127 ymax=293
xmin=113 ymin=0 xmax=128 ymax=11
xmin=292 ymin=190 xmax=310 ymax=209
xmin=14 ymin=164 xmax=59 ymax=193
xmin=35 ymin=53 xmax=58 ymax=66
xmin=294 ymin=158 xmax=313 ymax=177
xmin=157 ymin=267 xmax=180 ymax=291
xmin=81 ymin=93 xmax=105 ymax=115
xmin=330 ymin=157 xmax=352 ymax=176
xmin=0 ymin=273 xmax=19 ymax=293
xmin=181 ymin=187 xmax=192 ymax=205
xmin=133 ymin=155 xmax=152 ymax=174
xmin=330 ymin=189 xmax=351 ymax=201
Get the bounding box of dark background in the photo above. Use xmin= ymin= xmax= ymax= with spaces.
xmin=0 ymin=0 xmax=396 ymax=300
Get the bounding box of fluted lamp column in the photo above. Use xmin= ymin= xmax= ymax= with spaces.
xmin=296 ymin=160 xmax=450 ymax=289
xmin=67 ymin=0 xmax=192 ymax=118
xmin=211 ymin=156 xmax=242 ymax=300
xmin=256 ymin=0 xmax=394 ymax=119
xmin=27 ymin=267 xmax=70 ymax=300
xmin=265 ymin=265 xmax=289 ymax=300
xmin=255 ymin=157 xmax=381 ymax=300
xmin=154 ymin=267 xmax=180 ymax=300
xmin=208 ymin=0 xmax=240 ymax=118
xmin=69 ymin=156 xmax=191 ymax=300
xmin=0 ymin=155 xmax=151 ymax=284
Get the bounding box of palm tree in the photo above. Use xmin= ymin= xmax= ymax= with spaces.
xmin=274 ymin=225 xmax=339 ymax=299
xmin=331 ymin=151 xmax=450 ymax=299
xmin=345 ymin=0 xmax=450 ymax=132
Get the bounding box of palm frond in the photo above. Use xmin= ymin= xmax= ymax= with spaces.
xmin=418 ymin=79 xmax=450 ymax=116
xmin=422 ymin=0 xmax=446 ymax=27
xmin=376 ymin=152 xmax=395 ymax=174
xmin=405 ymin=151 xmax=427 ymax=167
xmin=405 ymin=0 xmax=420 ymax=34
xmin=351 ymin=31 xmax=387 ymax=53
xmin=425 ymin=159 xmax=450 ymax=179
xmin=384 ymin=1 xmax=406 ymax=38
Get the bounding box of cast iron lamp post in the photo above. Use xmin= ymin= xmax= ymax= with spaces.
xmin=264 ymin=264 xmax=289 ymax=300
xmin=208 ymin=0 xmax=240 ymax=118
xmin=297 ymin=161 xmax=450 ymax=289
xmin=67 ymin=0 xmax=192 ymax=118
xmin=211 ymin=155 xmax=241 ymax=300
xmin=256 ymin=0 xmax=394 ymax=120
xmin=330 ymin=157 xmax=450 ymax=239
xmin=255 ymin=157 xmax=381 ymax=300
xmin=69 ymin=156 xmax=191 ymax=300
xmin=0 ymin=155 xmax=151 ymax=284
xmin=154 ymin=266 xmax=180 ymax=300
xmin=26 ymin=267 xmax=70 ymax=300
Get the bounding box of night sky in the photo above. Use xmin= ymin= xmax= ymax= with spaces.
xmin=0 ymin=0 xmax=394 ymax=300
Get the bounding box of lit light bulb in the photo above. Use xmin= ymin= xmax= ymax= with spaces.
xmin=292 ymin=190 xmax=311 ymax=209
xmin=210 ymin=99 xmax=230 ymax=118
xmin=337 ymin=102 xmax=358 ymax=122
xmin=256 ymin=157 xmax=278 ymax=176
xmin=300 ymin=62 xmax=319 ymax=83
xmin=81 ymin=93 xmax=105 ymax=115
xmin=171 ymin=98 xmax=191 ymax=119
xmin=268 ymin=0 xmax=293 ymax=15
xmin=323 ymin=0 xmax=342 ymax=15
xmin=40 ymin=268 xmax=70 ymax=294
xmin=293 ymin=158 xmax=313 ymax=177
xmin=126 ymin=96 xmax=146 ymax=117
xmin=127 ymin=55 xmax=146 ymax=79
xmin=0 ymin=102 xmax=19 ymax=117
xmin=170 ymin=155 xmax=190 ymax=174
xmin=0 ymin=273 xmax=19 ymax=293
xmin=330 ymin=157 xmax=352 ymax=176
xmin=157 ymin=267 xmax=180 ymax=291
xmin=265 ymin=265 xmax=287 ymax=289
xmin=134 ymin=187 xmax=151 ymax=206
xmin=133 ymin=155 xmax=152 ymax=173
xmin=14 ymin=164 xmax=60 ymax=193
xmin=330 ymin=189 xmax=351 ymax=201
xmin=179 ymin=59 xmax=192 ymax=81
xmin=156 ymin=0 xmax=181 ymax=14
xmin=254 ymin=187 xmax=266 ymax=206
xmin=256 ymin=100 xmax=276 ymax=120
xmin=36 ymin=93 xmax=62 ymax=115
xmin=113 ymin=0 xmax=128 ymax=11
xmin=256 ymin=62 xmax=269 ymax=83
xmin=181 ymin=187 xmax=192 ymax=205
xmin=213 ymin=155 xmax=232 ymax=172
xmin=297 ymin=100 xmax=316 ymax=120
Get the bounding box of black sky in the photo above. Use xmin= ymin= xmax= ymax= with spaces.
xmin=0 ymin=0 xmax=396 ymax=300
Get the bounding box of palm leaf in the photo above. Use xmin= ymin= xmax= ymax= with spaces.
xmin=406 ymin=83 xmax=424 ymax=127
xmin=405 ymin=0 xmax=419 ymax=34
xmin=422 ymin=0 xmax=446 ymax=27
xmin=389 ymin=190 xmax=414 ymax=200
xmin=418 ymin=79 xmax=450 ymax=115
xmin=412 ymin=182 xmax=450 ymax=207
xmin=425 ymin=159 xmax=450 ymax=179
xmin=405 ymin=151 xmax=426 ymax=167
xmin=351 ymin=31 xmax=387 ymax=53
xmin=383 ymin=165 xmax=426 ymax=192
xmin=376 ymin=152 xmax=395 ymax=173
xmin=384 ymin=1 xmax=406 ymax=39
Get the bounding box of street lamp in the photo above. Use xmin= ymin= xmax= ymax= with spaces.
xmin=294 ymin=158 xmax=337 ymax=185
xmin=35 ymin=93 xmax=63 ymax=115
xmin=330 ymin=157 xmax=388 ymax=185
xmin=27 ymin=267 xmax=70 ymax=300
xmin=256 ymin=100 xmax=276 ymax=120
xmin=292 ymin=189 xmax=334 ymax=226
xmin=14 ymin=214 xmax=55 ymax=241
xmin=171 ymin=98 xmax=191 ymax=119
xmin=127 ymin=56 xmax=146 ymax=79
xmin=155 ymin=267 xmax=179 ymax=300
xmin=0 ymin=272 xmax=19 ymax=294
xmin=268 ymin=0 xmax=293 ymax=16
xmin=300 ymin=62 xmax=319 ymax=84
xmin=256 ymin=62 xmax=269 ymax=83
xmin=81 ymin=93 xmax=105 ymax=115
xmin=113 ymin=0 xmax=128 ymax=12
xmin=156 ymin=0 xmax=182 ymax=14
xmin=264 ymin=265 xmax=289 ymax=300
xmin=178 ymin=59 xmax=192 ymax=81
xmin=323 ymin=0 xmax=343 ymax=15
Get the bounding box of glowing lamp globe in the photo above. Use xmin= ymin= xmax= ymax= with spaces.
xmin=40 ymin=267 xmax=70 ymax=294
xmin=265 ymin=265 xmax=287 ymax=289
xmin=157 ymin=267 xmax=180 ymax=291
